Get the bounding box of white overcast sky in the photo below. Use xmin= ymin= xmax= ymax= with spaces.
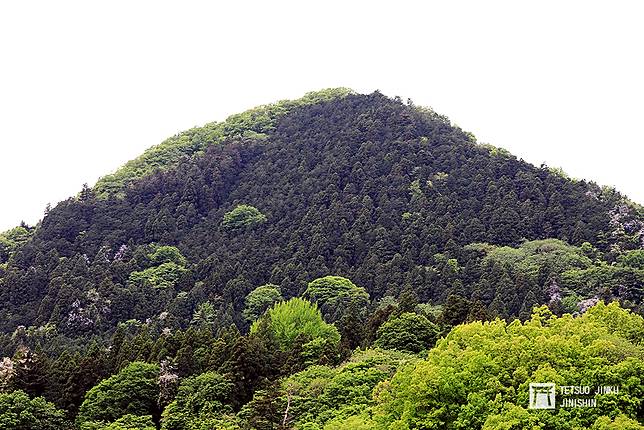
xmin=1 ymin=1 xmax=642 ymax=231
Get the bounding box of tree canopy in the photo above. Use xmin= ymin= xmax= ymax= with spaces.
xmin=242 ymin=284 xmax=283 ymax=322
xmin=161 ymin=371 xmax=233 ymax=430
xmin=374 ymin=312 xmax=439 ymax=353
xmin=304 ymin=276 xmax=370 ymax=322
xmin=77 ymin=362 xmax=160 ymax=427
xmin=0 ymin=390 xmax=68 ymax=430
xmin=221 ymin=204 xmax=267 ymax=230
xmin=339 ymin=302 xmax=644 ymax=429
xmin=251 ymin=298 xmax=340 ymax=351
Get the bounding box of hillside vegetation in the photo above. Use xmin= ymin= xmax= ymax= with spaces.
xmin=0 ymin=90 xmax=642 ymax=429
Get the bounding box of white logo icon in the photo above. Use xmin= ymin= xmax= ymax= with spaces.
xmin=529 ymin=383 xmax=556 ymax=409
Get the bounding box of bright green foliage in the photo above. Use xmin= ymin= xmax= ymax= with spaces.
xmin=480 ymin=143 xmax=515 ymax=159
xmin=242 ymin=284 xmax=283 ymax=322
xmin=374 ymin=312 xmax=439 ymax=353
xmin=129 ymin=245 xmax=189 ymax=289
xmin=408 ymin=179 xmax=422 ymax=199
xmin=359 ymin=302 xmax=644 ymax=429
xmin=161 ymin=371 xmax=233 ymax=430
xmin=250 ymin=298 xmax=340 ymax=350
xmin=304 ymin=276 xmax=370 ymax=321
xmin=468 ymin=239 xmax=644 ymax=313
xmin=77 ymin=362 xmax=160 ymax=427
xmin=190 ymin=302 xmax=216 ymax=329
xmin=561 ymin=261 xmax=644 ymax=301
xmin=322 ymin=414 xmax=378 ymax=430
xmin=590 ymin=415 xmax=644 ymax=429
xmin=150 ymin=246 xmax=187 ymax=266
xmin=481 ymin=403 xmax=544 ymax=429
xmin=173 ymin=416 xmax=240 ymax=430
xmin=94 ymin=125 xmax=214 ymax=198
xmin=0 ymin=226 xmax=32 ymax=263
xmin=0 ymin=390 xmax=68 ymax=430
xmin=619 ymin=250 xmax=644 ymax=269
xmin=0 ymin=226 xmax=32 ymax=248
xmin=217 ymin=88 xmax=352 ymax=137
xmin=94 ymin=88 xmax=353 ymax=197
xmin=129 ymin=262 xmax=189 ymax=289
xmin=483 ymin=411 xmax=644 ymax=430
xmin=82 ymin=415 xmax=156 ymax=430
xmin=221 ymin=204 xmax=267 ymax=230
xmin=104 ymin=415 xmax=156 ymax=430
xmin=280 ymin=349 xmax=415 ymax=429
xmin=0 ymin=226 xmax=31 ymax=244
xmin=468 ymin=239 xmax=593 ymax=278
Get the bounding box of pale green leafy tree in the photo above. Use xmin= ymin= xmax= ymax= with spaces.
xmin=77 ymin=362 xmax=160 ymax=427
xmin=251 ymin=298 xmax=340 ymax=350
xmin=336 ymin=302 xmax=644 ymax=430
xmin=242 ymin=284 xmax=283 ymax=322
xmin=304 ymin=276 xmax=370 ymax=322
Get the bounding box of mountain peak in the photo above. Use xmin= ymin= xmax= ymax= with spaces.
xmin=94 ymin=88 xmax=355 ymax=198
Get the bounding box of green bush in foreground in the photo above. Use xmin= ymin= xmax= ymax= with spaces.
xmin=0 ymin=390 xmax=68 ymax=430
xmin=332 ymin=302 xmax=644 ymax=429
xmin=161 ymin=371 xmax=233 ymax=430
xmin=77 ymin=362 xmax=160 ymax=427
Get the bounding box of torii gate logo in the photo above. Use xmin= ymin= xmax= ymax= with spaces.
xmin=529 ymin=383 xmax=556 ymax=409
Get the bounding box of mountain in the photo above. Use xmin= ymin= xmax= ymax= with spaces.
xmin=1 ymin=89 xmax=642 ymax=336
xmin=0 ymin=89 xmax=643 ymax=429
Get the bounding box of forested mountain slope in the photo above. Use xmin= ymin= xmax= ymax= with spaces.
xmin=0 ymin=90 xmax=642 ymax=338
xmin=1 ymin=89 xmax=643 ymax=429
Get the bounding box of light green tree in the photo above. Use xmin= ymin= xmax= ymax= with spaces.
xmin=161 ymin=371 xmax=233 ymax=430
xmin=81 ymin=415 xmax=156 ymax=430
xmin=374 ymin=312 xmax=439 ymax=353
xmin=338 ymin=302 xmax=644 ymax=429
xmin=77 ymin=362 xmax=160 ymax=427
xmin=242 ymin=284 xmax=283 ymax=322
xmin=221 ymin=204 xmax=267 ymax=230
xmin=190 ymin=302 xmax=216 ymax=330
xmin=251 ymin=298 xmax=340 ymax=350
xmin=304 ymin=276 xmax=370 ymax=322
xmin=150 ymin=245 xmax=187 ymax=266
xmin=0 ymin=390 xmax=68 ymax=430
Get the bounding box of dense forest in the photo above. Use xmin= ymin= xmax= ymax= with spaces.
xmin=0 ymin=89 xmax=642 ymax=429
